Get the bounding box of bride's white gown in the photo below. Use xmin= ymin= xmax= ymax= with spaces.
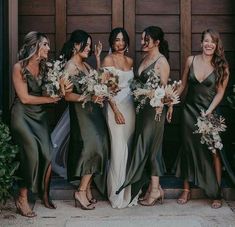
xmin=106 ymin=67 xmax=137 ymax=208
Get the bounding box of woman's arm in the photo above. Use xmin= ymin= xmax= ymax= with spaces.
xmin=12 ymin=63 xmax=60 ymax=104
xmin=108 ymin=99 xmax=125 ymax=124
xmin=204 ymin=74 xmax=229 ymax=116
xmin=177 ymin=56 xmax=193 ymax=96
xmin=94 ymin=41 xmax=102 ymax=70
xmin=156 ymin=57 xmax=170 ymax=86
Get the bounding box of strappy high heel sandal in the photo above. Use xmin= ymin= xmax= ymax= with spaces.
xmin=139 ymin=187 xmax=164 ymax=206
xmin=177 ymin=189 xmax=191 ymax=204
xmin=14 ymin=197 xmax=37 ymax=218
xmin=74 ymin=190 xmax=95 ymax=210
xmin=86 ymin=188 xmax=97 ymax=204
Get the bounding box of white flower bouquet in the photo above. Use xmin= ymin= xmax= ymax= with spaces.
xmin=194 ymin=110 xmax=227 ymax=154
xmin=70 ymin=67 xmax=120 ymax=107
xmin=132 ymin=69 xmax=181 ymax=120
xmin=43 ymin=56 xmax=70 ymax=97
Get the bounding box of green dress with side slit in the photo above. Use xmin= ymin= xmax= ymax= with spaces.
xmin=174 ymin=56 xmax=235 ymax=198
xmin=11 ymin=68 xmax=52 ymax=194
xmin=117 ymin=57 xmax=166 ymax=200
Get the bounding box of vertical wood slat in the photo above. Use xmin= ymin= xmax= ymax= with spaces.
xmin=55 ymin=0 xmax=66 ymax=57
xmin=112 ymin=0 xmax=124 ymax=28
xmin=180 ymin=0 xmax=191 ymax=74
xmin=124 ymin=0 xmax=135 ymax=60
xmin=8 ymin=0 xmax=18 ymax=108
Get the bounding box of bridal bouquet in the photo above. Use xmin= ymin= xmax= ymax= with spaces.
xmin=194 ymin=110 xmax=227 ymax=154
xmin=43 ymin=56 xmax=70 ymax=97
xmin=132 ymin=69 xmax=181 ymax=120
xmin=70 ymin=67 xmax=120 ymax=107
xmin=94 ymin=67 xmax=120 ymax=97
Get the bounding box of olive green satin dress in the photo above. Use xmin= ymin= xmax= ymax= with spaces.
xmin=11 ymin=69 xmax=51 ymax=194
xmin=67 ymin=71 xmax=110 ymax=195
xmin=174 ymin=57 xmax=235 ymax=199
xmin=117 ymin=60 xmax=166 ymax=198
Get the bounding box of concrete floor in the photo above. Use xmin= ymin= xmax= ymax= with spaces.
xmin=1 ymin=199 xmax=235 ymax=227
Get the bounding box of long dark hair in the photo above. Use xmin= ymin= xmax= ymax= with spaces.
xmin=143 ymin=26 xmax=169 ymax=60
xmin=60 ymin=29 xmax=92 ymax=61
xmin=201 ymin=28 xmax=229 ymax=86
xmin=109 ymin=27 xmax=129 ymax=52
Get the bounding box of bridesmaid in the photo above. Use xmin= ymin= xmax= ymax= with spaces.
xmin=117 ymin=26 xmax=172 ymax=206
xmin=11 ymin=31 xmax=61 ymax=217
xmin=101 ymin=28 xmax=136 ymax=208
xmin=174 ymin=29 xmax=232 ymax=208
xmin=62 ymin=29 xmax=109 ymax=210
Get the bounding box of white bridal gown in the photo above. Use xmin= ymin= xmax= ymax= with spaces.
xmin=106 ymin=67 xmax=137 ymax=208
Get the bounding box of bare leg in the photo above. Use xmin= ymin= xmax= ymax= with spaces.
xmin=74 ymin=174 xmax=95 ymax=210
xmin=42 ymin=164 xmax=56 ymax=209
xmin=86 ymin=178 xmax=97 ymax=203
xmin=15 ymin=187 xmax=36 ymax=217
xmin=177 ymin=180 xmax=191 ymax=204
xmin=211 ymin=153 xmax=222 ymax=209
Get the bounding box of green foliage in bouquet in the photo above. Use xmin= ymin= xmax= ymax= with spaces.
xmin=0 ymin=120 xmax=19 ymax=204
xmin=227 ymin=84 xmax=235 ymax=109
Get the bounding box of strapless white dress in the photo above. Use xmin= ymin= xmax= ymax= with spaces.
xmin=106 ymin=67 xmax=137 ymax=208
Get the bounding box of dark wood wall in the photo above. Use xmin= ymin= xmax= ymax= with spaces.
xmin=18 ymin=0 xmax=235 ymax=171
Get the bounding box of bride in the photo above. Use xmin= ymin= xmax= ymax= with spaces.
xmin=101 ymin=28 xmax=137 ymax=208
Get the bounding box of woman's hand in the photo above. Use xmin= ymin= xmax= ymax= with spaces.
xmin=92 ymin=95 xmax=104 ymax=105
xmin=94 ymin=41 xmax=102 ymax=58
xmin=64 ymin=80 xmax=73 ymax=93
xmin=114 ymin=109 xmax=125 ymax=124
xmin=166 ymin=105 xmax=173 ymax=123
xmin=48 ymin=96 xmax=61 ymax=104
xmin=60 ymin=77 xmax=73 ymax=95
xmin=202 ymin=109 xmax=212 ymax=117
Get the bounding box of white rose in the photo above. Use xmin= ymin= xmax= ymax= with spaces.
xmin=150 ymin=97 xmax=163 ymax=107
xmin=154 ymin=86 xmax=165 ymax=99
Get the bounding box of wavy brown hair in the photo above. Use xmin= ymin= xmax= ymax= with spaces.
xmin=18 ymin=31 xmax=49 ymax=78
xmin=201 ymin=29 xmax=229 ymax=86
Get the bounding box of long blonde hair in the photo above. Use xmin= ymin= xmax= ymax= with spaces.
xmin=18 ymin=31 xmax=49 ymax=76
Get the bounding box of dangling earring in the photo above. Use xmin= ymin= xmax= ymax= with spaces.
xmin=126 ymin=46 xmax=129 ymax=53
xmin=108 ymin=48 xmax=112 ymax=55
xmin=73 ymin=46 xmax=78 ymax=55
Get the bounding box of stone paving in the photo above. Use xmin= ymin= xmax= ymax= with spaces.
xmin=1 ymin=199 xmax=235 ymax=227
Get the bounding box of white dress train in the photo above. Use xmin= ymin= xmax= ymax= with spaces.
xmin=106 ymin=68 xmax=137 ymax=208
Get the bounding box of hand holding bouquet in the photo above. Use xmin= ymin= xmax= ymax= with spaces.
xmin=43 ymin=56 xmax=72 ymax=97
xmin=70 ymin=67 xmax=120 ymax=107
xmin=194 ymin=110 xmax=227 ymax=154
xmin=132 ymin=68 xmax=181 ymax=120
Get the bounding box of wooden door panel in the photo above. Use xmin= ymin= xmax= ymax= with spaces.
xmin=136 ymin=0 xmax=180 ymax=14
xmin=136 ymin=15 xmax=180 ymax=33
xmin=67 ymin=15 xmax=112 ymax=33
xmin=19 ymin=16 xmax=55 ymax=33
xmin=67 ymin=0 xmax=111 ymax=15
xmin=192 ymin=16 xmax=235 ymax=33
xmin=19 ymin=0 xmax=55 ymax=15
xmin=192 ymin=0 xmax=235 ymax=14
